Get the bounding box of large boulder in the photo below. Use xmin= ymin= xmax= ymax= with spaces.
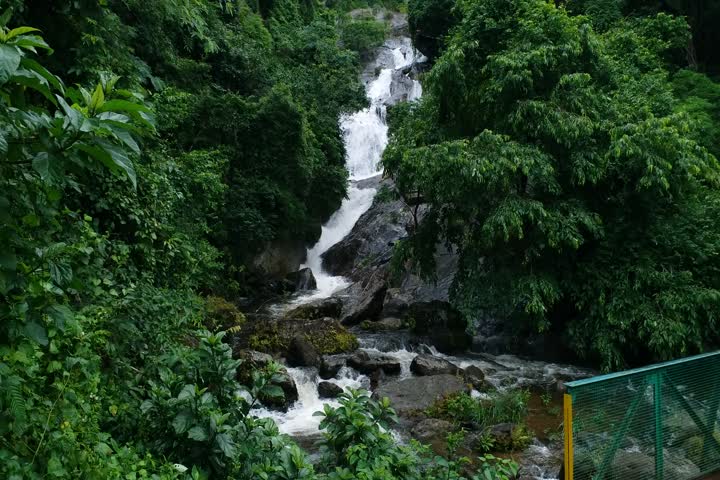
xmin=610 ymin=451 xmax=654 ymax=479
xmin=338 ymin=275 xmax=388 ymax=325
xmin=285 ymin=297 xmax=343 ymax=320
xmin=252 ymin=238 xmax=307 ymax=279
xmin=287 ymin=336 xmax=320 ymax=368
xmin=235 ymin=315 xmax=358 ymax=357
xmin=347 ymin=351 xmax=401 ymax=375
xmin=321 ymin=177 xmax=412 ymax=279
xmin=285 ymin=267 xmax=317 ymax=291
xmin=318 ymin=381 xmax=344 ymax=399
xmin=462 ymin=365 xmax=495 ymax=392
xmin=373 ymin=374 xmax=467 ymax=414
xmin=410 ymin=354 xmax=459 ymax=376
xmin=361 ymin=317 xmax=404 ymax=332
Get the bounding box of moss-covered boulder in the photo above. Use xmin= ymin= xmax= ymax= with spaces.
xmin=236 ymin=314 xmax=358 ymax=357
xmin=204 ymin=296 xmax=245 ymax=332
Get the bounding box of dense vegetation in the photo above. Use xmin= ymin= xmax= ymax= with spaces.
xmin=391 ymin=0 xmax=720 ymax=370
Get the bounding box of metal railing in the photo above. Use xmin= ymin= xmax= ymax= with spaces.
xmin=564 ymin=351 xmax=720 ymax=480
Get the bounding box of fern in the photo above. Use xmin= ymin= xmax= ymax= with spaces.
xmin=4 ymin=375 xmax=28 ymax=434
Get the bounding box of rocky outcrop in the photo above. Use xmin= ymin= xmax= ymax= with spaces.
xmin=318 ymin=381 xmax=343 ymax=399
xmin=321 ymin=178 xmax=411 ymax=279
xmin=285 ymin=297 xmax=343 ymax=320
xmin=235 ymin=314 xmax=357 ymax=357
xmin=287 ymin=336 xmax=320 ymax=368
xmin=253 ymin=239 xmax=307 ymax=279
xmin=361 ymin=317 xmax=404 ymax=332
xmin=373 ymin=374 xmax=467 ymax=414
xmin=285 ymin=267 xmax=317 ymax=291
xmin=462 ymin=365 xmax=495 ymax=392
xmin=408 ymin=301 xmax=471 ymax=353
xmin=347 ymin=351 xmax=401 ymax=375
xmin=410 ymin=354 xmax=459 ymax=376
xmin=338 ymin=275 xmax=387 ymax=325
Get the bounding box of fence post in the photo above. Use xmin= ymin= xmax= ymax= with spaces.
xmin=653 ymin=373 xmax=664 ymax=480
xmin=564 ymin=393 xmax=574 ymax=480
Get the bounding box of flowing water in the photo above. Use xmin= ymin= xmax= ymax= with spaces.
xmin=288 ymin=37 xmax=423 ymax=304
xmin=254 ymin=36 xmax=588 ymax=479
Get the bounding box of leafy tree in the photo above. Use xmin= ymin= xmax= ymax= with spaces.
xmin=385 ymin=0 xmax=720 ymax=370
xmin=408 ymin=0 xmax=458 ymax=60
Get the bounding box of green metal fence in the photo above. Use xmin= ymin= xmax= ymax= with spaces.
xmin=564 ymin=351 xmax=720 ymax=480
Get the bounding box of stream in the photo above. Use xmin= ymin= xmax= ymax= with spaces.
xmin=253 ymin=33 xmax=591 ymax=480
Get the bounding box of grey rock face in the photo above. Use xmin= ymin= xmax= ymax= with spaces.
xmin=373 ymin=374 xmax=467 ymax=414
xmin=410 ymin=354 xmax=459 ymax=376
xmin=318 ymin=381 xmax=343 ymax=399
xmin=347 ymin=350 xmax=401 ymax=375
xmin=338 ymin=275 xmax=388 ymax=325
xmin=362 ymin=317 xmax=404 ymax=332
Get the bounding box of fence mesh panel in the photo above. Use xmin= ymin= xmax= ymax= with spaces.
xmin=566 ymin=352 xmax=720 ymax=480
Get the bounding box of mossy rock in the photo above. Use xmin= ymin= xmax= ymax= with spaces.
xmin=238 ymin=315 xmax=358 ymax=356
xmin=205 ymin=296 xmax=245 ymax=332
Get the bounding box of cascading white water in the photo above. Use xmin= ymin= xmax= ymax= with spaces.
xmin=254 ymin=37 xmax=426 ymax=433
xmin=292 ymin=38 xmax=423 ymax=303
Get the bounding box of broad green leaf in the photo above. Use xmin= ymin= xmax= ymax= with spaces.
xmin=95 ymin=139 xmax=136 ymax=187
xmin=187 ymin=426 xmax=209 ymax=442
xmin=32 ymin=151 xmax=49 ymax=179
xmin=6 ymin=27 xmax=41 ymax=40
xmin=24 ymin=321 xmax=48 ymax=346
xmin=215 ymin=433 xmax=236 ymax=458
xmin=0 ymin=44 xmax=22 ymax=84
xmin=10 ymin=68 xmax=55 ymax=104
xmin=14 ymin=35 xmax=52 ymax=53
xmin=46 ymin=304 xmax=74 ymax=331
xmin=21 ymin=58 xmax=63 ymax=93
xmin=90 ymin=83 xmax=105 ymax=111
xmin=172 ymin=411 xmax=193 ymax=434
xmin=0 ymin=9 xmax=11 ymax=28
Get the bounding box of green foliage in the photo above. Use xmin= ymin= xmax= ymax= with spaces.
xmin=386 ymin=0 xmax=720 ymax=370
xmin=408 ymin=0 xmax=458 ymax=59
xmin=339 ymin=14 xmax=387 ymax=58
xmin=427 ymin=390 xmax=530 ymax=433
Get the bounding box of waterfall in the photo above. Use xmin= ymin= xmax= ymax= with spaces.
xmin=292 ymin=38 xmax=423 ymax=303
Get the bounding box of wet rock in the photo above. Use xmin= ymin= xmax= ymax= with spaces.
xmin=318 ymin=381 xmax=343 ymax=399
xmin=235 ymin=350 xmax=274 ymax=384
xmin=361 ymin=317 xmax=404 ymax=332
xmin=253 ymin=238 xmax=307 ymax=279
xmin=339 ymin=275 xmax=388 ymax=325
xmin=488 ymin=423 xmax=517 ymax=451
xmin=285 ymin=297 xmax=343 ymax=320
xmin=285 ymin=267 xmax=317 ymax=291
xmin=321 ymin=178 xmax=411 ymax=279
xmin=234 ymin=349 xmax=273 ymax=366
xmin=347 ymin=350 xmax=401 ymax=375
xmin=462 ymin=365 xmax=495 ymax=392
xmin=373 ymin=374 xmax=467 ymax=414
xmin=287 ymin=336 xmax=320 ymax=368
xmin=380 ymin=288 xmax=412 ymax=318
xmin=410 ymin=354 xmax=459 ymax=376
xmin=412 ymin=418 xmax=454 ymax=455
xmin=320 ymin=357 xmax=345 ymax=380
xmin=610 ymin=451 xmax=654 ymax=478
xmin=260 ymin=368 xmax=299 ymax=412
